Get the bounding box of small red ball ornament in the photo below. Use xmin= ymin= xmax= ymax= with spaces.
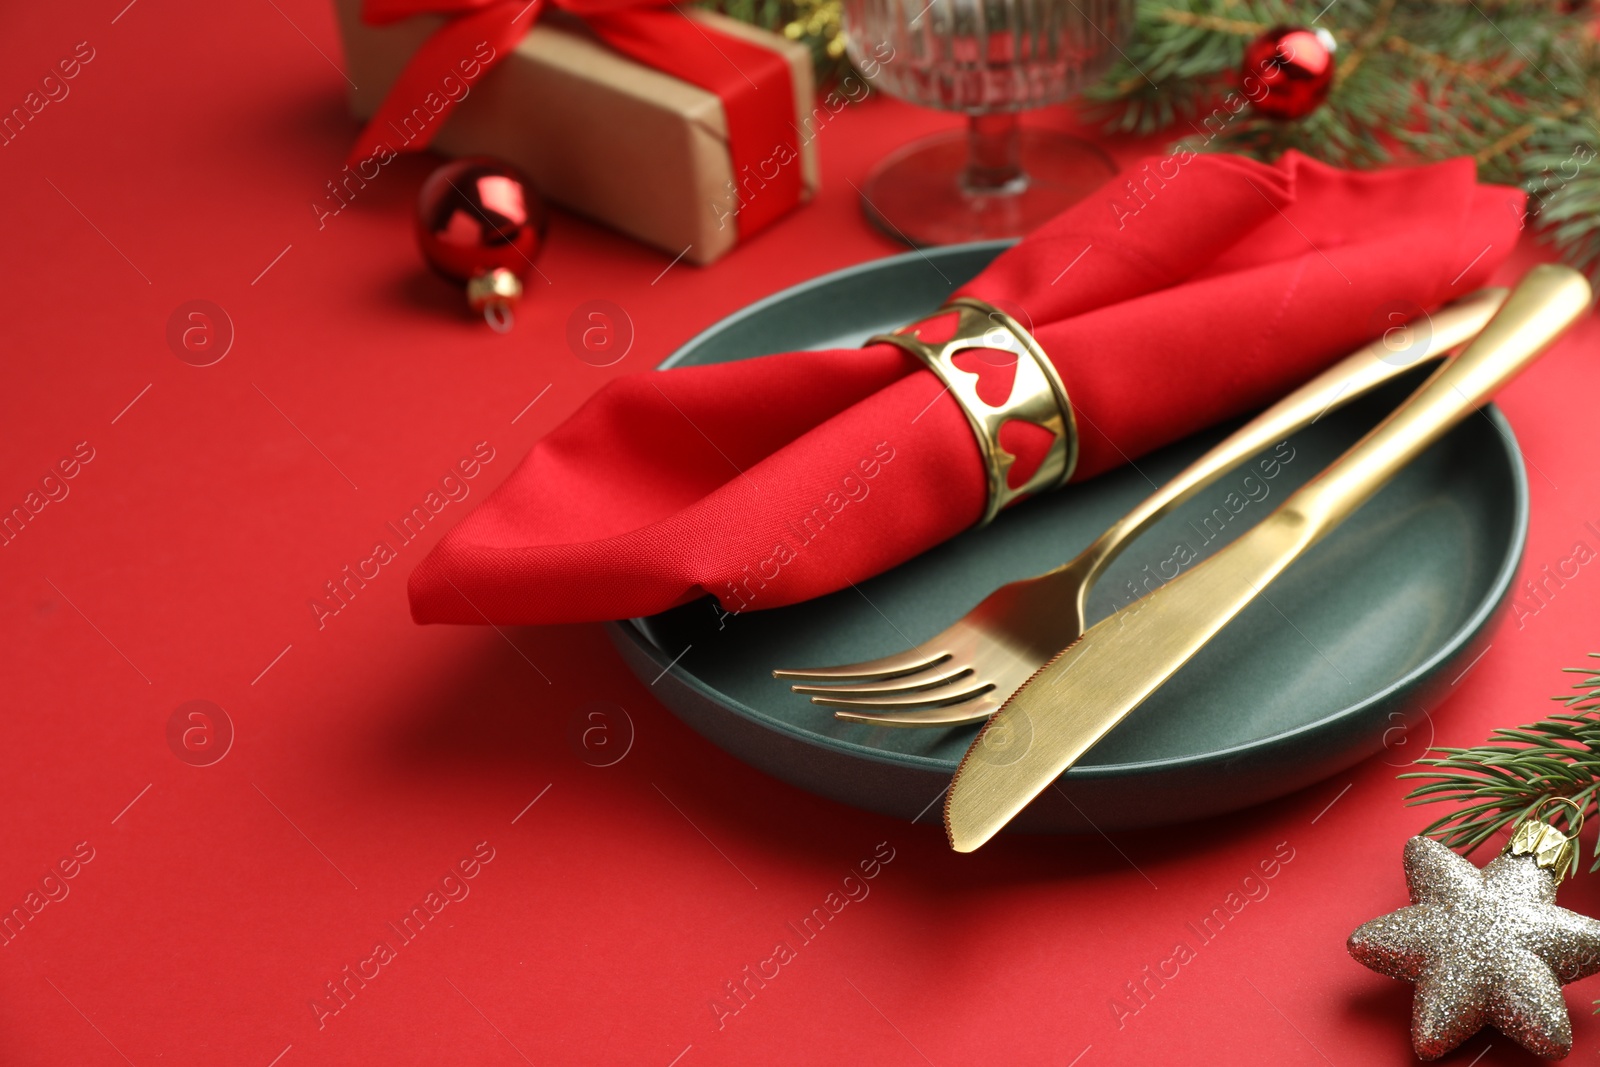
xmin=1242 ymin=26 xmax=1336 ymax=121
xmin=415 ymin=157 xmax=546 ymax=331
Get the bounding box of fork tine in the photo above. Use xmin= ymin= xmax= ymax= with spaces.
xmin=831 ymin=692 xmax=1001 ymax=727
xmin=808 ymin=680 xmax=995 ymax=711
xmin=787 ymin=664 xmax=974 ymax=697
xmin=771 ymin=649 xmax=951 ymax=684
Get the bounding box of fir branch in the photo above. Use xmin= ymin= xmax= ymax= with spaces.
xmin=1156 ymin=9 xmax=1268 ymax=34
xmin=1087 ymin=0 xmax=1600 ymax=286
xmin=699 ymin=0 xmax=852 ymax=85
xmin=1401 ymin=654 xmax=1600 ymax=880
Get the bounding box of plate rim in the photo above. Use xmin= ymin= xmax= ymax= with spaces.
xmin=624 ymin=240 xmax=1530 ymax=781
xmin=657 ymin=239 xmax=1016 ymax=373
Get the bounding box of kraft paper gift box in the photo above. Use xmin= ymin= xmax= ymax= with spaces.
xmin=331 ymin=0 xmax=820 ymax=264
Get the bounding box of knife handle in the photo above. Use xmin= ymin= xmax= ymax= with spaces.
xmin=1289 ymin=265 xmax=1590 ymax=544
xmin=1068 ymin=287 xmax=1509 ymax=597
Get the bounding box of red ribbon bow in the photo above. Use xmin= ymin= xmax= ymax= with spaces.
xmin=353 ymin=0 xmax=804 ymax=238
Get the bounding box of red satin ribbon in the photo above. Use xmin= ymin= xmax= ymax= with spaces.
xmin=353 ymin=0 xmax=804 ymax=239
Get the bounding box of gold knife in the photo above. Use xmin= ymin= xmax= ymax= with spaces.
xmin=944 ymin=265 xmax=1593 ymax=853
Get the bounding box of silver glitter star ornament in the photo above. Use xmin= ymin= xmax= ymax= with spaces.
xmin=1349 ymin=805 xmax=1600 ymax=1060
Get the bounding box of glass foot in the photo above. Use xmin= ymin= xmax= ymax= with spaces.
xmin=859 ymin=125 xmax=1116 ymax=247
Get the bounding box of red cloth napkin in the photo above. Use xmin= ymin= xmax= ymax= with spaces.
xmin=409 ymin=151 xmax=1524 ymax=625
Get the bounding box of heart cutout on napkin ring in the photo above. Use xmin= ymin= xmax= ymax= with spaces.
xmin=870 ymin=296 xmax=1079 ymax=526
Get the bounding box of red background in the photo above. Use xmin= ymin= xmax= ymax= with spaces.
xmin=3 ymin=2 xmax=1598 ymax=1064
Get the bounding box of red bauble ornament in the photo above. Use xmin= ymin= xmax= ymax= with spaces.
xmin=1242 ymin=26 xmax=1336 ymax=121
xmin=416 ymin=157 xmax=546 ymax=331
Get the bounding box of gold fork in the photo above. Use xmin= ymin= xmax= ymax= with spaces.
xmin=771 ymin=288 xmax=1509 ymax=727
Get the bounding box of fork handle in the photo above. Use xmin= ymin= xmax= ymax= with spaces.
xmin=1065 ymin=287 xmax=1509 ymax=600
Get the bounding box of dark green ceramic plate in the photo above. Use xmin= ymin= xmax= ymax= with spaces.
xmin=606 ymin=242 xmax=1528 ymax=833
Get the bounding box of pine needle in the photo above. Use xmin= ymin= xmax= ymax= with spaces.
xmin=1401 ymin=653 xmax=1600 ymax=881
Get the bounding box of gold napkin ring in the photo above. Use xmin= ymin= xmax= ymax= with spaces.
xmin=869 ymin=297 xmax=1078 ymax=526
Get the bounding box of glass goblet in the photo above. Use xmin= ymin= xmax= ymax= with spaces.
xmin=842 ymin=0 xmax=1135 ymax=245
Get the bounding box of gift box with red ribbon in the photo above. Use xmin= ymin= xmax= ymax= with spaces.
xmin=330 ymin=0 xmax=820 ymax=264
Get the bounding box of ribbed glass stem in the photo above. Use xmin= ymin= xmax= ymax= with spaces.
xmin=963 ymin=113 xmax=1025 ymax=193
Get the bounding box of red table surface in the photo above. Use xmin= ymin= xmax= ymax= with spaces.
xmin=3 ymin=2 xmax=1599 ymax=1065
